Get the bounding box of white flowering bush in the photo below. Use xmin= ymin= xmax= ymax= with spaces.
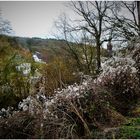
xmin=0 ymin=73 xmax=126 ymax=138
xmin=96 ymin=46 xmax=140 ymax=115
xmin=132 ymin=44 xmax=140 ymax=78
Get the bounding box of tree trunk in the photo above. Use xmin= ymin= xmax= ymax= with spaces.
xmin=137 ymin=1 xmax=140 ymax=35
xmin=96 ymin=41 xmax=101 ymax=72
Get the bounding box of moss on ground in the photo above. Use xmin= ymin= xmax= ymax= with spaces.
xmin=92 ymin=117 xmax=140 ymax=139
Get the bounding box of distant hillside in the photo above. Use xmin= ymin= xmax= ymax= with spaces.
xmin=15 ymin=37 xmax=66 ymax=51
xmin=0 ymin=35 xmax=32 ymax=62
xmin=13 ymin=36 xmax=108 ymax=64
xmin=14 ymin=37 xmax=69 ymax=62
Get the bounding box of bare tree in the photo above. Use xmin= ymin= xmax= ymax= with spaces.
xmin=110 ymin=1 xmax=140 ymax=41
xmin=0 ymin=10 xmax=13 ymax=35
xmin=55 ymin=14 xmax=97 ymax=74
xmin=55 ymin=1 xmax=139 ymax=72
xmin=68 ymin=1 xmax=115 ymax=72
xmin=137 ymin=1 xmax=140 ymax=34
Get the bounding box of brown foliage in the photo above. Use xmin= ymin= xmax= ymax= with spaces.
xmin=42 ymin=57 xmax=79 ymax=95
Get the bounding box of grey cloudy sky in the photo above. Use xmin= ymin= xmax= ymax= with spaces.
xmin=0 ymin=1 xmax=75 ymax=38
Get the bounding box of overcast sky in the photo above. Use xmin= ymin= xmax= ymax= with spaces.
xmin=0 ymin=1 xmax=134 ymax=40
xmin=0 ymin=1 xmax=75 ymax=38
